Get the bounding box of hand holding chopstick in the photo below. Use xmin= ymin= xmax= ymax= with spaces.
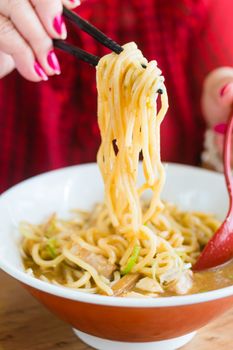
xmin=0 ymin=0 xmax=79 ymax=81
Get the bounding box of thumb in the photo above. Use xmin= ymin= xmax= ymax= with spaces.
xmin=219 ymin=82 xmax=233 ymax=107
xmin=202 ymin=67 xmax=233 ymax=127
xmin=0 ymin=51 xmax=15 ymax=79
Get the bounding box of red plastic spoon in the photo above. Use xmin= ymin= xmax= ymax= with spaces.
xmin=194 ymin=112 xmax=233 ymax=271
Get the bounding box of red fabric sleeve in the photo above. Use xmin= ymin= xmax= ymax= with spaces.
xmin=187 ymin=0 xmax=233 ymax=137
xmin=190 ymin=0 xmax=233 ymax=87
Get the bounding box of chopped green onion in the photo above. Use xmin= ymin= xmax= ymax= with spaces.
xmin=199 ymin=289 xmax=210 ymax=293
xmin=228 ymin=274 xmax=233 ymax=280
xmin=151 ymin=259 xmax=157 ymax=280
xmin=45 ymin=217 xmax=57 ymax=237
xmin=175 ymin=250 xmax=184 ymax=257
xmin=121 ymin=245 xmax=140 ymax=275
xmin=19 ymin=222 xmax=35 ymax=239
xmin=46 ymin=238 xmax=57 ymax=258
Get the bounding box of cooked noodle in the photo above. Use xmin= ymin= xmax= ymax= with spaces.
xmin=21 ymin=43 xmax=220 ymax=297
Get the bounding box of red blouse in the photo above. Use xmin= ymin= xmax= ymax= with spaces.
xmin=0 ymin=0 xmax=232 ymax=193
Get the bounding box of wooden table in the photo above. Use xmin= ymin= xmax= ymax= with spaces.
xmin=0 ymin=270 xmax=233 ymax=350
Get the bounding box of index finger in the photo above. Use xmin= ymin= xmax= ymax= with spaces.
xmin=31 ymin=0 xmax=66 ymax=39
xmin=31 ymin=0 xmax=81 ymax=40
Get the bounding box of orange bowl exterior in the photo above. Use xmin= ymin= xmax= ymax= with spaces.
xmin=24 ymin=284 xmax=233 ymax=342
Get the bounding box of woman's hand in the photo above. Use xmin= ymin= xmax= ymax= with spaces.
xmin=202 ymin=67 xmax=233 ymax=127
xmin=201 ymin=67 xmax=233 ymax=169
xmin=0 ymin=0 xmax=80 ymax=81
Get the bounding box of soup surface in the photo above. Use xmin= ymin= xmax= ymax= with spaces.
xmin=24 ymin=256 xmax=233 ymax=296
xmin=21 ymin=201 xmax=226 ymax=298
xmin=190 ymin=261 xmax=233 ymax=294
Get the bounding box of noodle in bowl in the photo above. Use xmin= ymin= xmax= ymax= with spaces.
xmin=0 ymin=163 xmax=233 ymax=350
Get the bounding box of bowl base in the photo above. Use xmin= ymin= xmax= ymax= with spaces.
xmin=73 ymin=329 xmax=196 ymax=350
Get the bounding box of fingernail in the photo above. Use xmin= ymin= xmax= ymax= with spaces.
xmin=34 ymin=61 xmax=48 ymax=81
xmin=70 ymin=0 xmax=81 ymax=4
xmin=47 ymin=50 xmax=61 ymax=75
xmin=220 ymin=84 xmax=229 ymax=97
xmin=53 ymin=15 xmax=67 ymax=39
xmin=213 ymin=123 xmax=227 ymax=135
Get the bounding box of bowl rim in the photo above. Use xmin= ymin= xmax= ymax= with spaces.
xmin=1 ymin=162 xmax=233 ymax=308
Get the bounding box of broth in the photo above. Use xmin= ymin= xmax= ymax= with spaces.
xmin=189 ymin=260 xmax=233 ymax=294
xmin=24 ymin=258 xmax=233 ymax=296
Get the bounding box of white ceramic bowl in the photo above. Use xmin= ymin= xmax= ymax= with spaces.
xmin=0 ymin=163 xmax=232 ymax=350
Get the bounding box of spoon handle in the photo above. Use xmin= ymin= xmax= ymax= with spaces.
xmin=193 ymin=110 xmax=233 ymax=270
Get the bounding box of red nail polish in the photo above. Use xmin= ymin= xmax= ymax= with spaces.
xmin=53 ymin=15 xmax=67 ymax=39
xmin=34 ymin=61 xmax=48 ymax=81
xmin=220 ymin=84 xmax=229 ymax=97
xmin=213 ymin=123 xmax=227 ymax=135
xmin=47 ymin=50 xmax=61 ymax=75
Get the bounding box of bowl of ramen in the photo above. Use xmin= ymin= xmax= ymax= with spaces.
xmin=0 ymin=163 xmax=233 ymax=350
xmin=1 ymin=43 xmax=233 ymax=350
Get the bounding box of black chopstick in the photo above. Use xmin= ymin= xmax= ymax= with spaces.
xmin=54 ymin=8 xmax=164 ymax=94
xmin=53 ymin=39 xmax=100 ymax=66
xmin=63 ymin=7 xmax=123 ymax=55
